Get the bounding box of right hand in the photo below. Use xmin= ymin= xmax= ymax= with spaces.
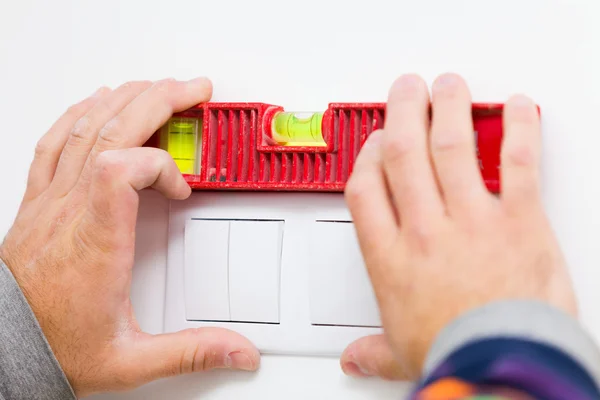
xmin=339 ymin=73 xmax=577 ymax=380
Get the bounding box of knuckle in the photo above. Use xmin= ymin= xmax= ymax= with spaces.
xmin=137 ymin=148 xmax=168 ymax=174
xmin=34 ymin=139 xmax=51 ymax=158
xmin=153 ymin=78 xmax=177 ymax=93
xmin=382 ymin=131 xmax=417 ymax=162
xmin=179 ymin=334 xmax=215 ymax=374
xmin=135 ymin=80 xmax=154 ymax=90
xmin=431 ymin=130 xmax=473 ymax=152
xmin=200 ymin=348 xmax=218 ymax=371
xmin=67 ymin=116 xmax=93 ymax=145
xmin=118 ymin=80 xmax=135 ymax=91
xmin=503 ymin=183 xmax=540 ymax=212
xmin=179 ymin=345 xmax=196 ymax=374
xmin=405 ymin=219 xmax=438 ymax=254
xmin=94 ymin=97 xmax=116 ymax=116
xmin=94 ymin=151 xmax=125 ymax=180
xmin=119 ymin=80 xmax=153 ymax=92
xmin=98 ymin=117 xmax=123 ymax=147
xmin=155 ymin=148 xmax=172 ymax=164
xmin=65 ymin=102 xmax=87 ymax=118
xmin=504 ymin=143 xmax=536 ymax=167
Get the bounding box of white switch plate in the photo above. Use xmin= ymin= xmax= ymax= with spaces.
xmin=165 ymin=192 xmax=383 ymax=356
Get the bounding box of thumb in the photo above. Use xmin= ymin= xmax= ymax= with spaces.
xmin=123 ymin=328 xmax=260 ymax=384
xmin=340 ymin=334 xmax=409 ymax=380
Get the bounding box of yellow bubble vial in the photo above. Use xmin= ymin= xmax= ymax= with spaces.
xmin=271 ymin=111 xmax=326 ymax=147
xmin=161 ymin=117 xmax=200 ymax=174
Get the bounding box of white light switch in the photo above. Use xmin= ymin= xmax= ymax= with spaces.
xmin=309 ymin=221 xmax=381 ymax=327
xmin=184 ymin=219 xmax=230 ymax=321
xmin=229 ymin=220 xmax=283 ymax=323
xmin=168 ymin=193 xmax=386 ymax=356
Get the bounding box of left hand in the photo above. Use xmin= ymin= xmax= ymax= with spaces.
xmin=0 ymin=77 xmax=260 ymax=397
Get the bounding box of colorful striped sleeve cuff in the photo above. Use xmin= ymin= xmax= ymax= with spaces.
xmin=411 ymin=300 xmax=600 ymax=400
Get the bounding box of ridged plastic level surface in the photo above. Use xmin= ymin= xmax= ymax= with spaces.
xmin=145 ymin=102 xmax=507 ymax=193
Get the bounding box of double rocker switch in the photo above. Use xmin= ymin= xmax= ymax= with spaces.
xmin=185 ymin=219 xmax=282 ymax=323
xmin=184 ymin=219 xmax=382 ymax=327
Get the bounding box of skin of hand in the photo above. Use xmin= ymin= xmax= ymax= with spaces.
xmin=339 ymin=73 xmax=578 ymax=380
xmin=0 ymin=78 xmax=260 ymax=397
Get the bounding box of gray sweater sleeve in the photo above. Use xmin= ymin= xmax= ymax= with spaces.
xmin=423 ymin=299 xmax=600 ymax=389
xmin=0 ymin=260 xmax=76 ymax=400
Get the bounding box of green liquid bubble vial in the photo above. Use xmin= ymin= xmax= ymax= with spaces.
xmin=161 ymin=117 xmax=200 ymax=174
xmin=271 ymin=112 xmax=326 ymax=146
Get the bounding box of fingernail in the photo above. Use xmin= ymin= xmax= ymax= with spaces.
xmin=188 ymin=77 xmax=210 ymax=87
xmin=226 ymin=351 xmax=255 ymax=371
xmin=396 ymin=74 xmax=419 ymax=89
xmin=91 ymin=87 xmax=108 ymax=98
xmin=389 ymin=74 xmax=425 ymax=103
xmin=434 ymin=73 xmax=458 ymax=89
xmin=511 ymin=94 xmax=533 ymax=107
xmin=343 ymin=362 xmax=372 ymax=377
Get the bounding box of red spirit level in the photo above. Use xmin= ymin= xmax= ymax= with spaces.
xmin=145 ymin=102 xmax=510 ymax=193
